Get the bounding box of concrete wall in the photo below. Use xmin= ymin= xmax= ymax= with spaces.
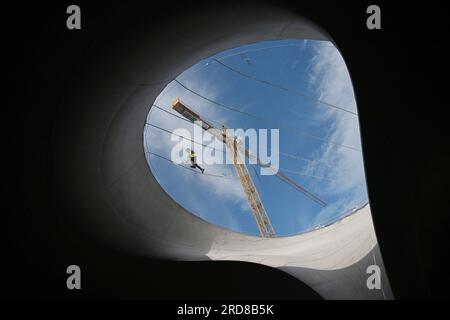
xmin=52 ymin=3 xmax=392 ymax=299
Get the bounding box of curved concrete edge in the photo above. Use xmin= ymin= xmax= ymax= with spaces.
xmin=281 ymin=244 xmax=394 ymax=300
xmin=206 ymin=205 xmax=376 ymax=271
xmin=51 ymin=4 xmax=393 ymax=299
xmin=206 ymin=205 xmax=394 ymax=299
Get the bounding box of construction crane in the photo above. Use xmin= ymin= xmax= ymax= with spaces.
xmin=171 ymin=98 xmax=326 ymax=238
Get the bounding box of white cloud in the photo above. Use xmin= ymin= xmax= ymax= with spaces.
xmin=144 ymin=79 xmax=249 ymax=212
xmin=304 ymin=43 xmax=368 ymax=224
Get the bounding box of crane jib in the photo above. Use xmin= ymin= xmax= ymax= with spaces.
xmin=171 ymin=97 xmax=327 ymax=237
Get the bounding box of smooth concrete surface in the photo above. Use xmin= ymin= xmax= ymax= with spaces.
xmin=206 ymin=205 xmax=376 ymax=271
xmin=52 ymin=4 xmax=393 ymax=299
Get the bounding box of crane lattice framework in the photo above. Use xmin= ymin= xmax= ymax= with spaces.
xmin=172 ymin=98 xmax=325 ymax=238
xmin=226 ymin=129 xmax=275 ymax=238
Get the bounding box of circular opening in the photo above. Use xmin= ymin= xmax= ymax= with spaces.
xmin=144 ymin=39 xmax=368 ymax=237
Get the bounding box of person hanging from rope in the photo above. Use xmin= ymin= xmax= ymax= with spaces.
xmin=186 ymin=148 xmax=205 ymax=173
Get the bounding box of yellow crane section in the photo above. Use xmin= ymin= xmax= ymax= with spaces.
xmin=171 ymin=98 xmax=326 ymax=238
xmin=172 ymin=98 xmax=275 ymax=238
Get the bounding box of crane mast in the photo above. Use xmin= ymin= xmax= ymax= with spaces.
xmin=225 ymin=128 xmax=275 ymax=238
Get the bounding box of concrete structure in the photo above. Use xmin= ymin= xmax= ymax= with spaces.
xmin=52 ymin=4 xmax=393 ymax=299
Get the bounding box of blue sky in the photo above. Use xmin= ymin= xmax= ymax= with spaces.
xmin=143 ymin=39 xmax=368 ymax=237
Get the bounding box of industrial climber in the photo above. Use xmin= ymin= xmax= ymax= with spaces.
xmin=186 ymin=148 xmax=205 ymax=173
